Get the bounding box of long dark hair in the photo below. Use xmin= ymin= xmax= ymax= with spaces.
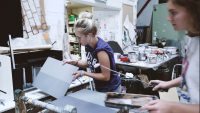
xmin=170 ymin=0 xmax=200 ymax=35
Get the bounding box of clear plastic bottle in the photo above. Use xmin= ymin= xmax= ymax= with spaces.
xmin=153 ymin=31 xmax=157 ymax=40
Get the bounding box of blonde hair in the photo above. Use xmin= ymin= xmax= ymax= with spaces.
xmin=74 ymin=18 xmax=97 ymax=36
xmin=78 ymin=12 xmax=93 ymax=19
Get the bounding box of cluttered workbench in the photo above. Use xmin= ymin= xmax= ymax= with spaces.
xmin=14 ymin=89 xmax=152 ymax=113
xmin=1 ymin=56 xmax=156 ymax=113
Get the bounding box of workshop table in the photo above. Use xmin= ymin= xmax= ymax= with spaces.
xmin=116 ymin=55 xmax=178 ymax=70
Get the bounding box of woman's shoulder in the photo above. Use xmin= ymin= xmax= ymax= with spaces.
xmin=95 ymin=38 xmax=113 ymax=53
xmin=96 ymin=37 xmax=109 ymax=48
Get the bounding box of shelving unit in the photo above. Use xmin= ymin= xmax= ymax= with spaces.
xmin=66 ymin=2 xmax=93 ymax=59
xmin=68 ymin=19 xmax=81 ymax=57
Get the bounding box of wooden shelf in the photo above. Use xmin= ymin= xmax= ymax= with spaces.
xmin=69 ymin=32 xmax=75 ymax=35
xmin=70 ymin=50 xmax=79 ymax=53
xmin=70 ymin=41 xmax=79 ymax=44
xmin=69 ymin=21 xmax=75 ymax=25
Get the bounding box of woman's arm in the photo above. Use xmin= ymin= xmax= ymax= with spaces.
xmin=171 ymin=103 xmax=199 ymax=113
xmin=83 ymin=51 xmax=111 ymax=81
xmin=143 ymin=100 xmax=199 ymax=113
xmin=76 ymin=60 xmax=88 ymax=68
xmin=64 ymin=59 xmax=88 ymax=68
xmin=151 ymin=77 xmax=183 ymax=91
xmin=167 ymin=76 xmax=182 ymax=87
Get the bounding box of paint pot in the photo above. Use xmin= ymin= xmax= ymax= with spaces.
xmin=147 ymin=54 xmax=157 ymax=64
xmin=128 ymin=52 xmax=138 ymax=63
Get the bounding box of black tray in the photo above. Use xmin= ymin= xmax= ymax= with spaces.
xmin=105 ymin=92 xmax=157 ymax=109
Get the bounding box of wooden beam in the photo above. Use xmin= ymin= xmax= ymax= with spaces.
xmin=137 ymin=0 xmax=151 ymax=18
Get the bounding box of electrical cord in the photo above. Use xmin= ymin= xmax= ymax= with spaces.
xmin=94 ymin=63 xmax=150 ymax=86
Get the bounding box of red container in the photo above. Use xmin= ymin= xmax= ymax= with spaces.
xmin=120 ymin=56 xmax=129 ymax=62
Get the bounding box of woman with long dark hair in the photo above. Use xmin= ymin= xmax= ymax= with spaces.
xmin=143 ymin=0 xmax=200 ymax=113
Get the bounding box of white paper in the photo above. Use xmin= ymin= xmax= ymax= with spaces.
xmin=0 ymin=55 xmax=14 ymax=110
xmin=33 ymin=57 xmax=78 ymax=98
xmin=123 ymin=15 xmax=136 ymax=44
xmin=11 ymin=36 xmax=52 ymax=51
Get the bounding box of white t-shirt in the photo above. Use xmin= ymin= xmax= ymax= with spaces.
xmin=183 ymin=36 xmax=199 ymax=104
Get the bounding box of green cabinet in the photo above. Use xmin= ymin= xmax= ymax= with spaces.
xmin=152 ymin=3 xmax=185 ymax=46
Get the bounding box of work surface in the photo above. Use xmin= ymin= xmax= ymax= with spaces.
xmin=116 ymin=55 xmax=178 ymax=70
xmin=51 ymin=89 xmax=117 ymax=113
xmin=51 ymin=89 xmax=149 ymax=113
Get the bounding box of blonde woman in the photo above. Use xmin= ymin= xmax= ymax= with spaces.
xmin=65 ymin=15 xmax=121 ymax=92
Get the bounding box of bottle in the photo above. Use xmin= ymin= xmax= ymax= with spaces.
xmin=153 ymin=31 xmax=157 ymax=41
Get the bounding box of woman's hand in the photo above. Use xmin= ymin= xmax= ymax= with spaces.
xmin=142 ymin=100 xmax=173 ymax=113
xmin=63 ymin=59 xmax=78 ymax=66
xmin=149 ymin=80 xmax=170 ymax=91
xmin=72 ymin=70 xmax=84 ymax=80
